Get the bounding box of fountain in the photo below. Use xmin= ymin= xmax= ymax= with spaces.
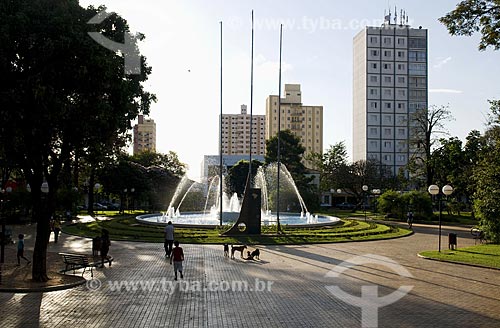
xmin=136 ymin=163 xmax=340 ymax=228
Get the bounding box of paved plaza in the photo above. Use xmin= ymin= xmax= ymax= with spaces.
xmin=1 ymin=222 xmax=499 ymax=327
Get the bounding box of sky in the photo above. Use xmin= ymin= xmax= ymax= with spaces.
xmin=79 ymin=0 xmax=500 ymax=181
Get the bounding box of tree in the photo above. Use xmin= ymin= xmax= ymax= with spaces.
xmin=335 ymin=159 xmax=395 ymax=207
xmin=0 ymin=1 xmax=155 ymax=281
xmin=308 ymin=142 xmax=349 ymax=192
xmin=439 ymin=0 xmax=500 ymax=50
xmin=131 ymin=150 xmax=186 ymax=177
xmin=265 ymin=130 xmax=313 ymax=195
xmin=473 ymin=103 xmax=500 ymax=243
xmin=227 ymin=160 xmax=263 ymax=196
xmin=409 ymin=105 xmax=454 ymax=188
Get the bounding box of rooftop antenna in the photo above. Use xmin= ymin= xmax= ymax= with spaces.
xmin=394 ymin=5 xmax=397 ymax=24
xmin=384 ymin=9 xmax=390 ymax=25
xmin=400 ymin=9 xmax=403 ymax=25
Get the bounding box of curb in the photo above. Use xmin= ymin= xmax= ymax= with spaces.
xmin=0 ymin=273 xmax=86 ymax=293
xmin=417 ymin=253 xmax=500 ymax=271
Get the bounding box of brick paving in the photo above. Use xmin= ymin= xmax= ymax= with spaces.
xmin=1 ymin=222 xmax=499 ymax=327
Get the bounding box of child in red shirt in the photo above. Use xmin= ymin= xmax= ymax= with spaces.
xmin=169 ymin=240 xmax=184 ymax=280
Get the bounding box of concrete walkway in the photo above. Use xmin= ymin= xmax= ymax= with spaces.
xmin=1 ymin=222 xmax=499 ymax=327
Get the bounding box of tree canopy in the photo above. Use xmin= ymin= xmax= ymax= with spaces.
xmin=439 ymin=0 xmax=500 ymax=50
xmin=0 ymin=0 xmax=155 ymax=280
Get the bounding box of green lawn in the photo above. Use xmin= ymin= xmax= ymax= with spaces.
xmin=419 ymin=244 xmax=500 ymax=269
xmin=63 ymin=215 xmax=412 ymax=245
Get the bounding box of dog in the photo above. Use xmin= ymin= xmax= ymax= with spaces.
xmin=223 ymin=244 xmax=229 ymax=257
xmin=92 ymin=236 xmax=101 ymax=256
xmin=250 ymin=248 xmax=260 ymax=260
xmin=231 ymin=245 xmax=247 ymax=259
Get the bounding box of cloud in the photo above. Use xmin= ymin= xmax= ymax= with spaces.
xmin=429 ymin=89 xmax=463 ymax=94
xmin=433 ymin=56 xmax=452 ymax=69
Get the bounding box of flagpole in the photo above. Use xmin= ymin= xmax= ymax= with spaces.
xmin=277 ymin=23 xmax=283 ymax=233
xmin=249 ymin=10 xmax=254 ymax=177
xmin=219 ymin=21 xmax=223 ymax=226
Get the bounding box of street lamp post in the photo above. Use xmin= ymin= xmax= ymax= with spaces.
xmin=428 ymin=184 xmax=454 ymax=252
xmin=372 ymin=189 xmax=381 ymax=213
xmin=362 ymin=185 xmax=368 ymax=221
xmin=94 ymin=183 xmax=101 ymax=215
xmin=123 ymin=188 xmax=127 ymax=214
xmin=130 ymin=188 xmax=135 ymax=213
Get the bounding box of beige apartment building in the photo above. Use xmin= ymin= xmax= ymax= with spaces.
xmin=221 ymin=104 xmax=266 ymax=156
xmin=353 ymin=19 xmax=428 ymax=175
xmin=133 ymin=115 xmax=156 ymax=154
xmin=266 ymin=84 xmax=323 ymax=169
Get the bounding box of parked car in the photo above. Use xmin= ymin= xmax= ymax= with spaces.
xmin=93 ymin=203 xmax=108 ymax=210
xmin=337 ymin=202 xmax=356 ymax=210
xmin=106 ymin=203 xmax=120 ymax=210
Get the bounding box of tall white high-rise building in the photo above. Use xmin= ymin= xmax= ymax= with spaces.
xmin=353 ymin=18 xmax=428 ymax=175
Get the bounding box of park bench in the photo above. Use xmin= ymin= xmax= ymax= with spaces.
xmin=59 ymin=252 xmax=114 ymax=278
xmin=471 ymin=227 xmax=486 ymax=245
xmin=60 ymin=252 xmax=96 ymax=277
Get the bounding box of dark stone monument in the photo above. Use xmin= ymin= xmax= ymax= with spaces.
xmin=223 ymin=177 xmax=261 ymax=235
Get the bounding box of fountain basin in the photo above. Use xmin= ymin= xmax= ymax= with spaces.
xmin=136 ymin=212 xmax=341 ymax=229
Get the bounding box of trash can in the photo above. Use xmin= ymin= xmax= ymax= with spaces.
xmin=448 ymin=233 xmax=457 ymax=250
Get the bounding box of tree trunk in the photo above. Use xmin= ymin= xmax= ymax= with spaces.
xmin=31 ymin=198 xmax=51 ymax=282
xmin=32 ymin=218 xmax=50 ymax=281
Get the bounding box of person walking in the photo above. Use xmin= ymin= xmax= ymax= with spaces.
xmin=99 ymin=229 xmax=111 ymax=268
xmin=52 ymin=218 xmax=61 ymax=243
xmin=17 ymin=234 xmax=30 ymax=265
xmin=164 ymin=221 xmax=174 ymax=258
xmin=407 ymin=211 xmax=414 ymax=229
xmin=170 ymin=240 xmax=184 ymax=280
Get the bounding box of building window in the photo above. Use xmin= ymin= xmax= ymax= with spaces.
xmin=398 ymin=89 xmax=406 ymax=97
xmin=397 ymin=38 xmax=405 ymax=45
xmin=371 ymin=101 xmax=378 ymax=109
xmin=383 ymin=37 xmax=392 ymax=45
xmin=370 ymin=75 xmax=378 ymax=83
xmin=384 ymin=50 xmax=392 ymax=57
xmin=384 ymin=102 xmax=392 ymax=109
xmin=371 ymin=63 xmax=378 ymax=69
xmin=397 ymin=76 xmax=405 ymax=84
xmin=384 ymin=89 xmax=392 ymax=96
xmin=371 ymin=50 xmax=379 ymax=56
xmin=383 ymin=63 xmax=392 ymax=70
xmin=408 ymin=38 xmax=426 ymax=48
xmin=409 ymin=63 xmax=426 ymax=75
xmin=409 ymin=51 xmax=427 ymax=62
